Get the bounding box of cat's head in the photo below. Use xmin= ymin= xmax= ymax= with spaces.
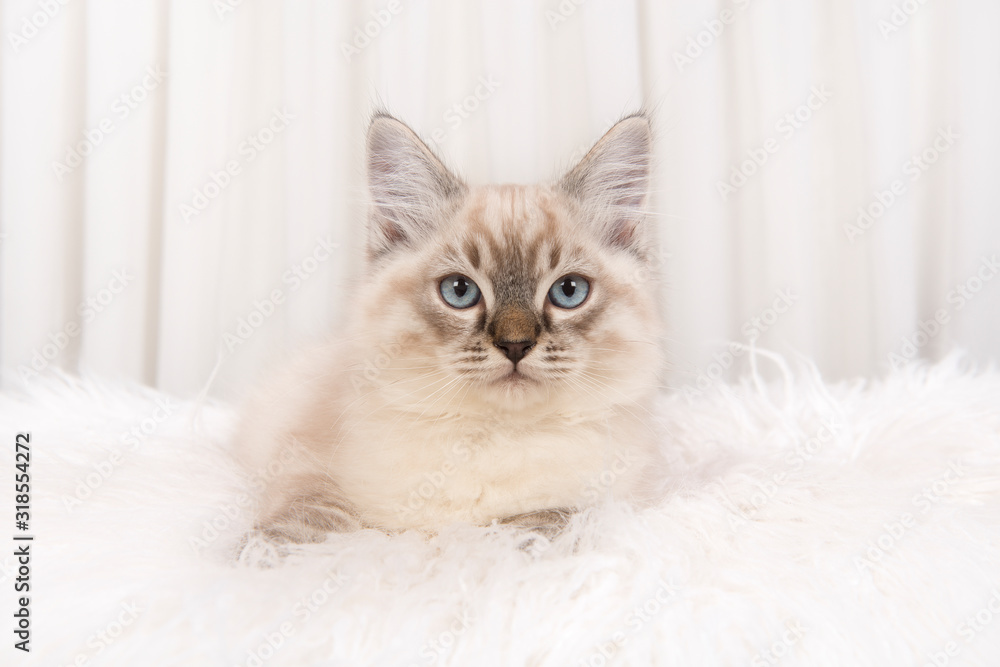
xmin=352 ymin=112 xmax=663 ymax=413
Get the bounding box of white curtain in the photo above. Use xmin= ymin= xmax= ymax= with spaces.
xmin=2 ymin=0 xmax=998 ymax=399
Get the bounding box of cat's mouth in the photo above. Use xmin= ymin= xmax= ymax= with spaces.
xmin=493 ymin=368 xmax=537 ymax=386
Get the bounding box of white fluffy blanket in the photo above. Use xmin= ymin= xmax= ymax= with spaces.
xmin=2 ymin=353 xmax=999 ymax=667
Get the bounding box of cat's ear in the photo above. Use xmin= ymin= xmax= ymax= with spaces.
xmin=558 ymin=113 xmax=652 ymax=252
xmin=366 ymin=113 xmax=466 ymax=259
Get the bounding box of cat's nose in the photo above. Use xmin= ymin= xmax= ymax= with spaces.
xmin=495 ymin=339 xmax=534 ymax=365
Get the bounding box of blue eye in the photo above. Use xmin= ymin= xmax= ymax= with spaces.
xmin=548 ymin=275 xmax=590 ymax=308
xmin=440 ymin=275 xmax=481 ymax=308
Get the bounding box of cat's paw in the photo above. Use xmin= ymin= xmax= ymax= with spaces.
xmin=235 ymin=514 xmax=354 ymax=566
xmin=234 ymin=528 xmax=296 ymax=567
xmin=500 ymin=507 xmax=573 ymax=541
xmin=251 ymin=493 xmax=364 ymax=549
xmin=256 ymin=521 xmax=332 ymax=545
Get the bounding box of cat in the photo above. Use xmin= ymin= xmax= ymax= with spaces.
xmin=233 ymin=111 xmax=667 ymax=543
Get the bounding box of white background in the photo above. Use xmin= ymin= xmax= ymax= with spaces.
xmin=1 ymin=0 xmax=998 ymax=399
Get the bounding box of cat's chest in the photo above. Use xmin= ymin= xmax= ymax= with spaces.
xmin=351 ymin=410 xmax=606 ymax=473
xmin=337 ymin=409 xmax=636 ymax=528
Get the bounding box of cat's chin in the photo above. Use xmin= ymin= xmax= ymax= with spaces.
xmin=481 ymin=368 xmax=542 ymax=402
xmin=487 ymin=368 xmax=534 ymax=387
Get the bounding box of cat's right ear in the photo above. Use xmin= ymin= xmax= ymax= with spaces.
xmin=366 ymin=113 xmax=466 ymax=259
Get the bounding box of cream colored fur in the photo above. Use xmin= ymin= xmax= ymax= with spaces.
xmin=234 ymin=113 xmax=665 ymax=538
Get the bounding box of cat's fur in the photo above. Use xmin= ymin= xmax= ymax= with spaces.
xmin=234 ymin=112 xmax=666 ymax=542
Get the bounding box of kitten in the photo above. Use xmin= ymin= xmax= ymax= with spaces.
xmin=234 ymin=111 xmax=666 ymax=542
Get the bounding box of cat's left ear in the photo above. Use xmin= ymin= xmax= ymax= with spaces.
xmin=558 ymin=113 xmax=652 ymax=253
xmin=366 ymin=113 xmax=467 ymax=259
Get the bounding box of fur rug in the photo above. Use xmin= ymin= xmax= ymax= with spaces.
xmin=2 ymin=352 xmax=999 ymax=667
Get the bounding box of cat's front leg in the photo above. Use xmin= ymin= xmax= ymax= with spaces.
xmin=254 ymin=482 xmax=364 ymax=544
xmin=499 ymin=507 xmax=574 ymax=539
